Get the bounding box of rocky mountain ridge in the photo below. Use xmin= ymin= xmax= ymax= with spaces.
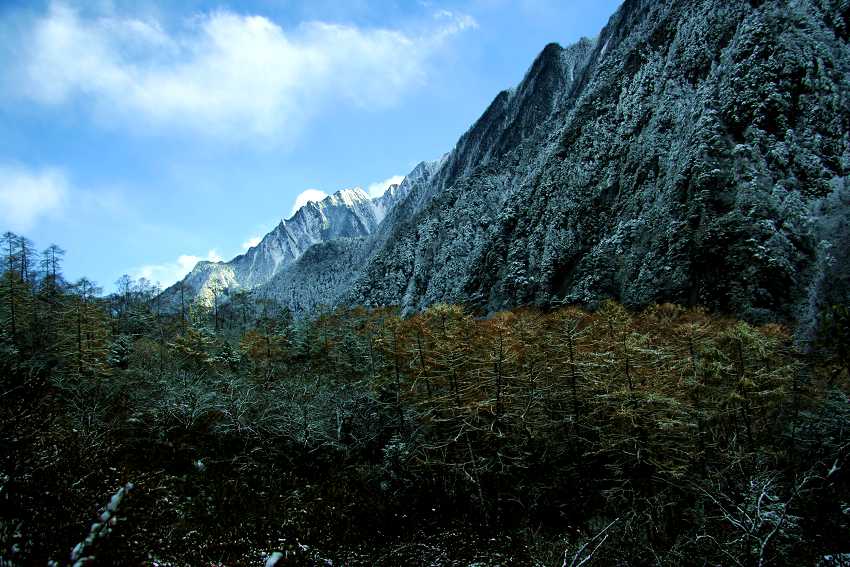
xmin=347 ymin=0 xmax=850 ymax=335
xmin=161 ymin=183 xmax=409 ymax=307
xmin=169 ymin=0 xmax=850 ymax=334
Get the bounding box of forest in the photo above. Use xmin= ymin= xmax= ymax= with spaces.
xmin=1 ymin=230 xmax=849 ymax=566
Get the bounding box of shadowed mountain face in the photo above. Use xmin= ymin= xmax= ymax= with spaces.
xmin=170 ymin=0 xmax=850 ymax=332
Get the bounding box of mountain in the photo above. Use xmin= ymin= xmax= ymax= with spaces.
xmin=161 ymin=185 xmax=410 ymax=307
xmin=344 ymin=0 xmax=850 ymax=334
xmin=171 ymin=0 xmax=850 ymax=335
xmin=252 ymin=158 xmax=446 ymax=313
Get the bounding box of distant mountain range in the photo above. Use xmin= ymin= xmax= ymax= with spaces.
xmin=165 ymin=0 xmax=850 ymax=337
xmin=161 ymin=183 xmax=412 ymax=308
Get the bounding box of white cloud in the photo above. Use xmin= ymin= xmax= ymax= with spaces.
xmin=133 ymin=249 xmax=222 ymax=287
xmin=11 ymin=3 xmax=477 ymax=141
xmin=290 ymin=189 xmax=328 ymax=216
xmin=433 ymin=9 xmax=479 ymax=38
xmin=367 ymin=175 xmax=405 ymax=198
xmin=0 ymin=164 xmax=69 ymax=232
xmin=241 ymin=235 xmax=262 ymax=250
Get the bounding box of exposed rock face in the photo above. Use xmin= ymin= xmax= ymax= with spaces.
xmin=170 ymin=0 xmax=850 ymax=332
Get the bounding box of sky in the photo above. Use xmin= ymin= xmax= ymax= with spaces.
xmin=0 ymin=0 xmax=622 ymax=291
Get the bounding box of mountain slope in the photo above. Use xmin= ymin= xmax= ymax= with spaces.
xmin=162 ymin=185 xmax=409 ymax=307
xmin=347 ymin=0 xmax=850 ymax=330
xmin=169 ymin=0 xmax=849 ymax=332
xmin=250 ymin=159 xmax=445 ymax=312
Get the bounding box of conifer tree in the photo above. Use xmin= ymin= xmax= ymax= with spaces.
xmin=61 ymin=278 xmax=110 ymax=379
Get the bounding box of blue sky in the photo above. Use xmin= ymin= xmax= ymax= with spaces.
xmin=0 ymin=0 xmax=621 ymax=291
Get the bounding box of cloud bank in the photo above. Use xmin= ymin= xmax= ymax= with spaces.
xmin=0 ymin=164 xmax=69 ymax=232
xmin=241 ymin=236 xmax=262 ymax=250
xmin=12 ymin=3 xmax=476 ymax=141
xmin=367 ymin=175 xmax=405 ymax=198
xmin=134 ymin=249 xmax=223 ymax=287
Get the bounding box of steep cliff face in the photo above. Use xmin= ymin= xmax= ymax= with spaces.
xmin=347 ymin=37 xmax=598 ymax=310
xmin=349 ymin=0 xmax=850 ymax=327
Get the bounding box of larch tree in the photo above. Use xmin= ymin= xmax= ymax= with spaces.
xmin=62 ymin=277 xmax=110 ymax=379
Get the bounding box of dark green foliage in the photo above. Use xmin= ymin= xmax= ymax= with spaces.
xmin=820 ymin=303 xmax=850 ymax=377
xmin=1 ymin=241 xmax=848 ymax=565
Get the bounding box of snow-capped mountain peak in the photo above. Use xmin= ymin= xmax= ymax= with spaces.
xmin=161 ymin=178 xmax=412 ymax=306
